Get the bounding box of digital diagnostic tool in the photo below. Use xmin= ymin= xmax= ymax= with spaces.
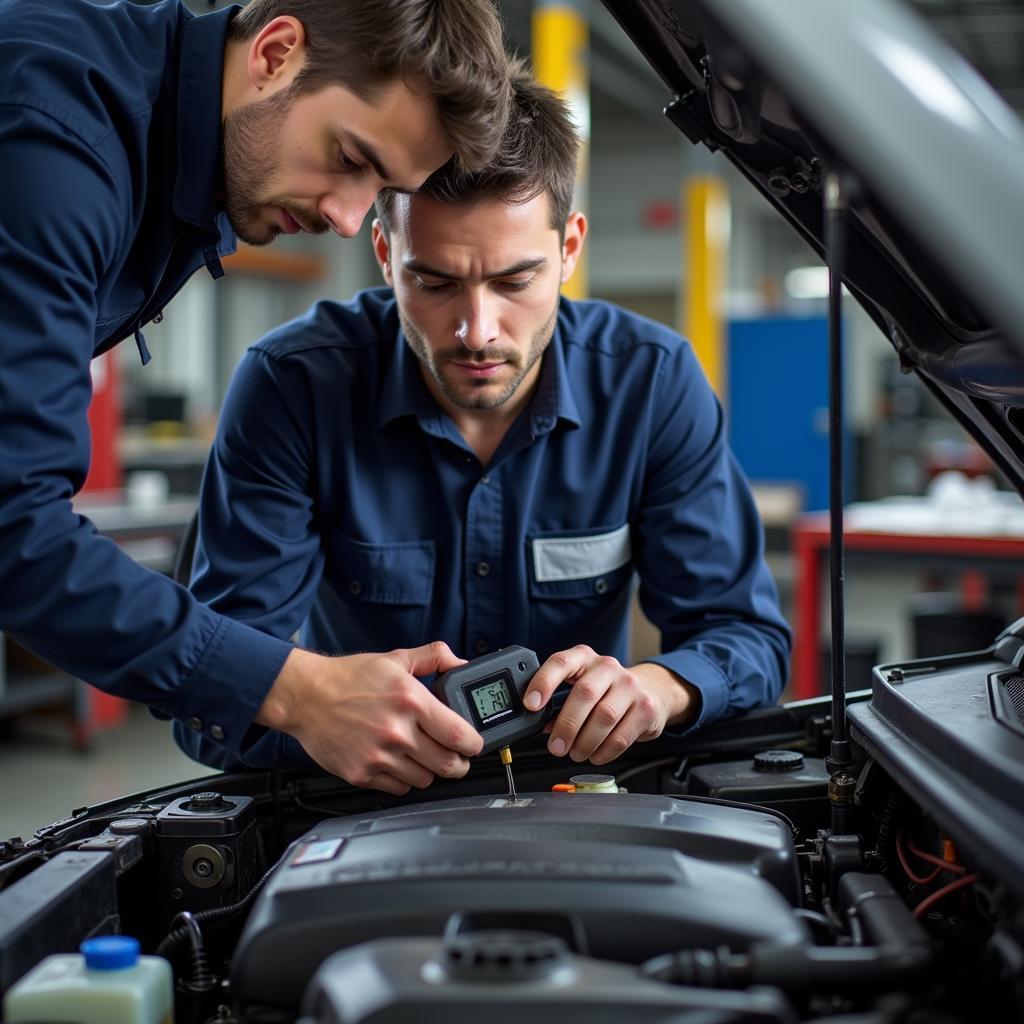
xmin=431 ymin=645 xmax=547 ymax=755
xmin=431 ymin=646 xmax=549 ymax=803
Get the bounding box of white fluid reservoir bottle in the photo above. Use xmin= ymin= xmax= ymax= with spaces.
xmin=3 ymin=935 xmax=173 ymax=1024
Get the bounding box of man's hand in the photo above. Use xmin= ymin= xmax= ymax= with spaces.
xmin=256 ymin=642 xmax=483 ymax=795
xmin=523 ymin=646 xmax=700 ymax=765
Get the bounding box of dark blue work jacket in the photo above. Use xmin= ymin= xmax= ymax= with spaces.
xmin=0 ymin=0 xmax=292 ymax=755
xmin=179 ymin=290 xmax=792 ymax=768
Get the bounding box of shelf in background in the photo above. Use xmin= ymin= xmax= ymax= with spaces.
xmin=222 ymin=244 xmax=327 ymax=282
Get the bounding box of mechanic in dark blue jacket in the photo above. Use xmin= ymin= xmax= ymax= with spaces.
xmin=184 ymin=72 xmax=792 ymax=782
xmin=0 ymin=0 xmax=511 ymax=781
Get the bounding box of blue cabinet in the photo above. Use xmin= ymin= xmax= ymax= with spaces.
xmin=726 ymin=315 xmax=850 ymax=513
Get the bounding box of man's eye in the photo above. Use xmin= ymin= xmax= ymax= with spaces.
xmin=338 ymin=149 xmax=362 ymax=171
xmin=415 ymin=279 xmax=452 ymax=294
xmin=500 ymin=279 xmax=532 ymax=292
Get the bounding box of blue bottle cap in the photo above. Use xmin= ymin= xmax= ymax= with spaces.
xmin=81 ymin=936 xmax=140 ymax=970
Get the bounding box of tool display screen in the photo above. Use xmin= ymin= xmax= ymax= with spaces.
xmin=466 ymin=672 xmax=518 ymax=728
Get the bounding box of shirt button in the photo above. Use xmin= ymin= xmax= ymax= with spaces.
xmin=480 ymin=475 xmax=490 ymax=485
xmin=210 ymin=724 xmax=225 ymax=742
xmin=594 ymin=578 xmax=608 ymax=594
xmin=475 ymin=561 xmax=491 ymax=577
xmin=187 ymin=717 xmax=203 ymax=732
xmin=349 ymin=580 xmax=362 ymax=595
xmin=475 ymin=639 xmax=490 ymax=655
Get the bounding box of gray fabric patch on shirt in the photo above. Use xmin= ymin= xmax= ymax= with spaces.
xmin=531 ymin=524 xmax=631 ymax=583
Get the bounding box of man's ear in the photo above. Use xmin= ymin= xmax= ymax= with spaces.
xmin=560 ymin=211 xmax=588 ymax=283
xmin=371 ymin=220 xmax=394 ymax=286
xmin=247 ymin=16 xmax=306 ymax=93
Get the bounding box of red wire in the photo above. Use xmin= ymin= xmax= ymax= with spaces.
xmin=913 ymin=873 xmax=981 ymax=919
xmin=906 ymin=837 xmax=967 ymax=875
xmin=896 ymin=831 xmax=941 ymax=885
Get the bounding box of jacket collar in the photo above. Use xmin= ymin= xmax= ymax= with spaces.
xmin=173 ymin=4 xmax=238 ymax=232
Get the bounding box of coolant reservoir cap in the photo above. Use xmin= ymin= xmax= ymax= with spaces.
xmin=753 ymin=749 xmax=804 ymax=772
xmin=81 ymin=936 xmax=140 ymax=970
xmin=185 ymin=791 xmax=231 ymax=812
xmin=569 ymin=773 xmax=618 ymax=792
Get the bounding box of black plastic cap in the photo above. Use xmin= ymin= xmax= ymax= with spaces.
xmin=752 ymin=749 xmax=805 ymax=773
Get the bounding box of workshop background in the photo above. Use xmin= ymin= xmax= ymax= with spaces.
xmin=3 ymin=0 xmax=1023 ymax=839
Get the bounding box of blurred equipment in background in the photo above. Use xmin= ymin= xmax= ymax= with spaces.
xmin=821 ymin=636 xmax=880 ymax=694
xmin=864 ymin=358 xmax=998 ymax=500
xmin=141 ymin=392 xmax=187 ymax=439
xmin=909 ymin=592 xmax=1008 ymax=660
xmin=83 ymin=352 xmax=122 ymax=494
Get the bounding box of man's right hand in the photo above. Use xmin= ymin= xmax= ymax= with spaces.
xmin=255 ymin=642 xmax=483 ymax=795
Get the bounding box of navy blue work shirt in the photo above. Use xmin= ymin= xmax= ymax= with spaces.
xmin=181 ymin=289 xmax=791 ymax=768
xmin=0 ymin=0 xmax=293 ymax=754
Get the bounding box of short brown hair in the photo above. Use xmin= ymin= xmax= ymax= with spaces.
xmin=229 ymin=0 xmax=511 ymax=173
xmin=376 ymin=62 xmax=580 ymax=233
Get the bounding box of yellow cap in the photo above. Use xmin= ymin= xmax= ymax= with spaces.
xmin=499 ymin=746 xmax=512 ymax=765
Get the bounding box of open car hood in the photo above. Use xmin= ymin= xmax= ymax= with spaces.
xmin=601 ymin=0 xmax=1024 ymax=497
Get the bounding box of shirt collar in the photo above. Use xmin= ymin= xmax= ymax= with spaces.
xmin=527 ymin=306 xmax=583 ymax=437
xmin=173 ymin=4 xmax=239 ymax=231
xmin=378 ymin=324 xmax=441 ymax=431
xmin=378 ymin=298 xmax=584 ymax=435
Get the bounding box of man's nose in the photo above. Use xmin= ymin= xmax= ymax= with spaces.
xmin=455 ymin=294 xmax=499 ymax=351
xmin=318 ymin=187 xmax=377 ymax=238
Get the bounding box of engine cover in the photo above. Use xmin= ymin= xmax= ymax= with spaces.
xmin=232 ymin=792 xmax=807 ymax=1006
xmin=302 ymin=936 xmax=796 ymax=1024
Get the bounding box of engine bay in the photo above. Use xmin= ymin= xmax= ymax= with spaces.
xmin=2 ymin=654 xmax=1024 ymax=1024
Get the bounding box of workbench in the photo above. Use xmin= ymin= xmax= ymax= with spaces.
xmin=791 ymin=495 xmax=1024 ymax=699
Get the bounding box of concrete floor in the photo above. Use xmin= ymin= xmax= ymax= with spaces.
xmin=0 ymin=705 xmax=211 ymax=841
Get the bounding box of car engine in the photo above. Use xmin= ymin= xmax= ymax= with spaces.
xmin=3 ymin=654 xmax=1023 ymax=1024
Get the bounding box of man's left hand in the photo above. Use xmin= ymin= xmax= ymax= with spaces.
xmin=522 ymin=646 xmax=701 ymax=765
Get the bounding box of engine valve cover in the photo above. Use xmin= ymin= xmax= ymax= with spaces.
xmin=232 ymin=792 xmax=807 ymax=1006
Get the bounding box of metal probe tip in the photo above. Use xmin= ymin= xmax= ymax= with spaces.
xmin=499 ymin=745 xmax=518 ymax=805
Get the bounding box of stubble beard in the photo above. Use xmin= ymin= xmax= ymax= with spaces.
xmin=221 ymin=87 xmax=329 ymax=246
xmin=400 ymin=300 xmax=559 ymax=410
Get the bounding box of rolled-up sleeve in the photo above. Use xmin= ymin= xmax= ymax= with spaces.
xmin=0 ymin=108 xmax=291 ymax=758
xmin=634 ymin=343 xmax=792 ymax=729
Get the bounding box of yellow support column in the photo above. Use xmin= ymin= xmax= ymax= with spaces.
xmin=532 ymin=0 xmax=589 ymax=299
xmin=683 ymin=175 xmax=730 ymax=396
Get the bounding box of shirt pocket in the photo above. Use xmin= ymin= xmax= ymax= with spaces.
xmin=527 ymin=524 xmax=633 ymax=658
xmin=528 ymin=523 xmax=632 ymax=598
xmin=323 ymin=532 xmax=435 ymax=651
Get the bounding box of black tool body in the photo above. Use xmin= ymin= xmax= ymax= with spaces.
xmin=431 ymin=645 xmax=550 ymax=755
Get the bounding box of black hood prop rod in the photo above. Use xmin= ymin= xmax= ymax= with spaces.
xmin=823 ymin=170 xmax=859 ymax=835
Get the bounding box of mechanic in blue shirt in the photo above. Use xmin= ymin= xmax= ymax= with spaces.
xmin=0 ymin=0 xmax=510 ymax=768
xmin=183 ymin=69 xmax=791 ymax=790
